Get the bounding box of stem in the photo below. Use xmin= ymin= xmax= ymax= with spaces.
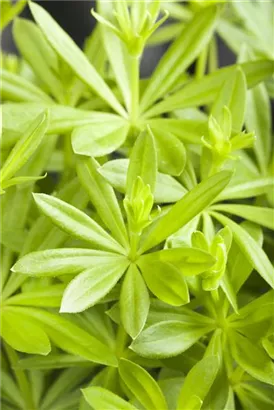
xmin=115 ymin=325 xmax=129 ymax=358
xmin=208 ymin=36 xmax=218 ymax=73
xmin=128 ymin=230 xmax=140 ymax=261
xmin=129 ymin=55 xmax=140 ymax=123
xmin=4 ymin=343 xmax=36 ymax=410
xmin=195 ymin=45 xmax=208 ymax=79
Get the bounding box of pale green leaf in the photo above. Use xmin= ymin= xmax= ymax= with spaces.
xmin=82 ymin=386 xmax=137 ymax=410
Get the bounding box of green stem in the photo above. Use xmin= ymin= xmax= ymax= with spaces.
xmin=128 ymin=229 xmax=140 ymax=261
xmin=115 ymin=325 xmax=129 ymax=358
xmin=129 ymin=56 xmax=140 ymax=123
xmin=195 ymin=45 xmax=208 ymax=79
xmin=208 ymin=36 xmax=218 ymax=73
xmin=4 ymin=343 xmax=36 ymax=410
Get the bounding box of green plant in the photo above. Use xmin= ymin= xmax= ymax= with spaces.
xmin=1 ymin=1 xmax=273 ymax=409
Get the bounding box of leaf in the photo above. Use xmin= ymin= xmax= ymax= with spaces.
xmin=11 ymin=248 xmax=120 ymax=277
xmin=210 ymin=212 xmax=274 ymax=288
xmin=0 ymin=111 xmax=49 ymax=185
xmin=210 ymin=204 xmax=274 ymax=230
xmin=1 ymin=68 xmax=52 ymax=103
xmin=5 ymin=284 xmax=65 ymax=307
xmin=144 ymin=60 xmax=274 ymax=118
xmin=139 ymin=260 xmax=189 ymax=306
xmin=118 ymin=359 xmax=168 ymax=410
xmin=60 ymin=259 xmax=129 ymax=313
xmin=177 ymin=356 xmax=219 ymax=410
xmin=139 ymin=171 xmax=232 ymax=253
xmin=29 ymin=1 xmax=126 ymax=117
xmin=1 ymin=307 xmax=51 ymax=355
xmin=98 ymin=159 xmax=186 ymax=203
xmin=229 ymin=330 xmax=274 ymax=385
xmin=151 ymin=128 xmax=186 ymax=176
xmin=139 ymin=248 xmax=215 ymax=276
xmin=127 ymin=127 xmax=157 ymax=195
xmin=82 ymin=386 xmax=137 ymax=410
xmin=13 ymin=18 xmax=65 ymax=103
xmin=217 ymin=177 xmax=274 ymax=201
xmin=120 ymin=264 xmax=150 ymax=339
xmin=246 ymin=82 xmax=272 ymax=173
xmin=130 ymin=321 xmax=212 ymax=358
xmin=17 ymin=354 xmax=90 ymax=370
xmin=33 ymin=194 xmax=125 ymax=254
xmin=72 ymin=119 xmax=130 ymax=157
xmin=9 ymin=306 xmax=117 ymax=366
xmin=140 ymin=6 xmax=217 ymax=112
xmin=76 ymin=156 xmax=128 ymax=248
xmin=211 ymin=67 xmax=246 ymax=133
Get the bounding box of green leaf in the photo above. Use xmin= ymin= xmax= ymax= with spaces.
xmin=13 ymin=18 xmax=65 ymax=103
xmin=98 ymin=159 xmax=186 ymax=203
xmin=60 ymin=259 xmax=129 ymax=313
xmin=120 ymin=264 xmax=150 ymax=339
xmin=82 ymin=386 xmax=137 ymax=410
xmin=76 ymin=156 xmax=128 ymax=248
xmin=12 ymin=248 xmax=121 ymax=276
xmin=152 ymin=128 xmax=186 ymax=176
xmin=72 ymin=119 xmax=130 ymax=157
xmin=144 ymin=60 xmax=274 ymax=118
xmin=211 ymin=67 xmax=246 ymax=133
xmin=17 ymin=354 xmax=90 ymax=370
xmin=33 ymin=194 xmax=126 ymax=254
xmin=139 ymin=260 xmax=189 ymax=306
xmin=210 ymin=212 xmax=274 ymax=288
xmin=127 ymin=127 xmax=157 ymax=195
xmin=210 ymin=204 xmax=274 ymax=230
xmin=246 ymin=82 xmax=272 ymax=173
xmin=29 ymin=1 xmax=126 ymax=117
xmin=177 ymin=356 xmax=219 ymax=410
xmin=139 ymin=248 xmax=216 ymax=276
xmin=118 ymin=358 xmax=168 ymax=410
xmin=131 ymin=321 xmax=212 ymax=358
xmin=1 ymin=68 xmax=52 ymax=103
xmin=139 ymin=171 xmax=232 ymax=253
xmin=1 ymin=307 xmax=51 ymax=355
xmin=229 ymin=330 xmax=274 ymax=385
xmin=9 ymin=306 xmax=117 ymax=366
xmin=0 ymin=111 xmax=49 ymax=186
xmin=5 ymin=284 xmax=65 ymax=307
xmin=140 ymin=6 xmax=217 ymax=112
xmin=217 ymin=177 xmax=274 ymax=201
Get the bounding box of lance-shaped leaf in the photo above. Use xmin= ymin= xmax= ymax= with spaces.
xmin=76 ymin=156 xmax=128 ymax=248
xmin=29 ymin=1 xmax=126 ymax=117
xmin=217 ymin=177 xmax=274 ymax=201
xmin=139 ymin=248 xmax=216 ymax=276
xmin=211 ymin=67 xmax=247 ymax=134
xmin=72 ymin=119 xmax=130 ymax=157
xmin=210 ymin=211 xmax=274 ymax=288
xmin=5 ymin=284 xmax=65 ymax=307
xmin=140 ymin=6 xmax=218 ymax=112
xmin=139 ymin=260 xmax=189 ymax=306
xmin=118 ymin=359 xmax=168 ymax=410
xmin=1 ymin=307 xmax=51 ymax=355
xmin=13 ymin=18 xmax=65 ymax=103
xmin=0 ymin=111 xmax=49 ymax=188
xmin=1 ymin=68 xmax=52 ymax=103
xmin=12 ymin=248 xmax=123 ymax=277
xmin=144 ymin=60 xmax=274 ymax=118
xmin=120 ymin=264 xmax=150 ymax=339
xmin=10 ymin=306 xmax=117 ymax=366
xmin=210 ymin=204 xmax=274 ymax=230
xmin=60 ymin=259 xmax=129 ymax=313
xmin=228 ymin=330 xmax=274 ymax=385
xmin=33 ymin=194 xmax=126 ymax=254
xmin=139 ymin=171 xmax=232 ymax=253
xmin=82 ymin=386 xmax=138 ymax=410
xmin=127 ymin=127 xmax=157 ymax=195
xmin=177 ymin=356 xmax=219 ymax=410
xmin=98 ymin=158 xmax=186 ymax=203
xmin=131 ymin=321 xmax=213 ymax=358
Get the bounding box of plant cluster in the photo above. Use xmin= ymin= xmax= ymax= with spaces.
xmin=1 ymin=1 xmax=274 ymax=409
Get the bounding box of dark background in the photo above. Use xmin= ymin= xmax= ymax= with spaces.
xmin=2 ymin=0 xmax=235 ymax=77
